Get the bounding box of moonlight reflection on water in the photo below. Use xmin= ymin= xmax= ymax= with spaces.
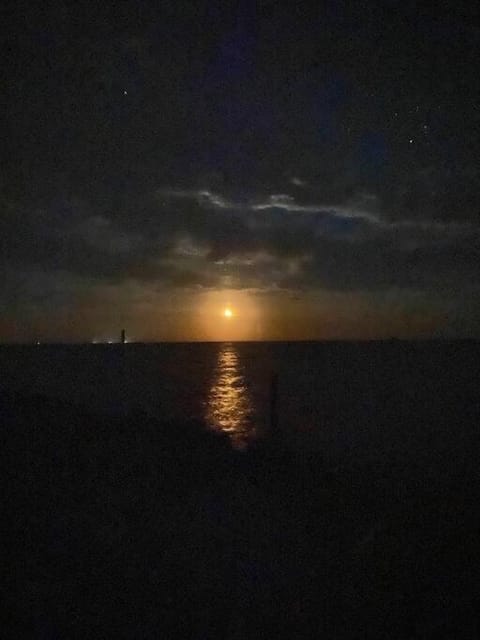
xmin=206 ymin=342 xmax=255 ymax=448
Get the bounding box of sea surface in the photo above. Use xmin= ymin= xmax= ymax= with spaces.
xmin=1 ymin=340 xmax=479 ymax=461
xmin=3 ymin=341 xmax=480 ymax=637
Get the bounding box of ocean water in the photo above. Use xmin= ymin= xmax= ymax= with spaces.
xmin=1 ymin=340 xmax=479 ymax=461
xmin=4 ymin=341 xmax=480 ymax=638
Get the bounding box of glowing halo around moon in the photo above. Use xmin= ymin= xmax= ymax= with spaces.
xmin=194 ymin=290 xmax=260 ymax=340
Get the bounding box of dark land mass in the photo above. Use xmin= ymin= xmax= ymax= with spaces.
xmin=2 ymin=341 xmax=480 ymax=638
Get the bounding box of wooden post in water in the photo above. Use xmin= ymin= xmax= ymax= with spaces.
xmin=270 ymin=372 xmax=279 ymax=438
xmin=120 ymin=329 xmax=127 ymax=418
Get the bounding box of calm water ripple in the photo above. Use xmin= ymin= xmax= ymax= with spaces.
xmin=206 ymin=343 xmax=255 ymax=448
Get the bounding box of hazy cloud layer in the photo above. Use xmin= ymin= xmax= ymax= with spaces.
xmin=2 ymin=185 xmax=479 ymax=310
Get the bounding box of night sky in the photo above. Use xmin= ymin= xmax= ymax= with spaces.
xmin=2 ymin=1 xmax=479 ymax=341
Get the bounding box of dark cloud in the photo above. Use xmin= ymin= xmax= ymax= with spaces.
xmin=2 ymin=186 xmax=478 ymax=310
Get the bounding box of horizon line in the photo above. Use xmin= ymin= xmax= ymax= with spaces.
xmin=0 ymin=336 xmax=478 ymax=346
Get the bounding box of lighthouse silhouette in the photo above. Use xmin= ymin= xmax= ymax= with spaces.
xmin=121 ymin=329 xmax=126 ymax=344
